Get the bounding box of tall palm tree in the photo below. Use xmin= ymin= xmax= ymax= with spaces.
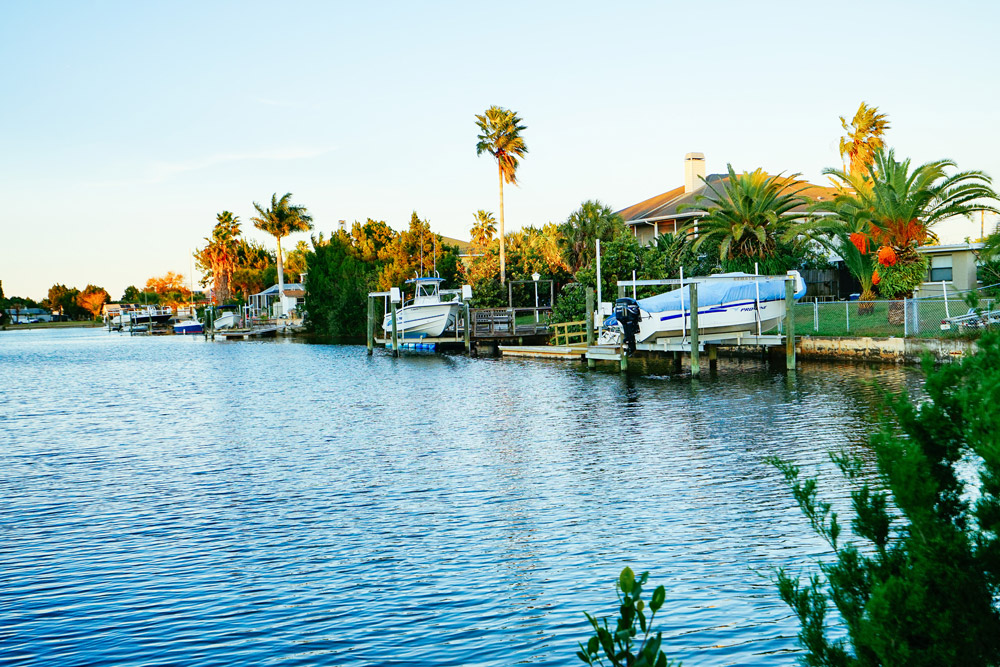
xmin=820 ymin=149 xmax=998 ymax=297
xmin=839 ymin=102 xmax=890 ymax=177
xmin=213 ymin=211 xmax=241 ymax=303
xmin=250 ymin=192 xmax=313 ymax=316
xmin=470 ymin=210 xmax=496 ymax=252
xmin=476 ymin=106 xmax=527 ymax=284
xmin=678 ymin=166 xmax=809 ymax=263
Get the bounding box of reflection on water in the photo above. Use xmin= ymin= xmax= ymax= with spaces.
xmin=0 ymin=328 xmax=920 ymax=666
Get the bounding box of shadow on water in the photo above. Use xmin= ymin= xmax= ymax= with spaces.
xmin=0 ymin=328 xmax=922 ymax=666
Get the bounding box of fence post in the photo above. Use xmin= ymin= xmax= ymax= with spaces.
xmin=586 ymin=288 xmax=595 ymax=370
xmin=814 ymin=300 xmax=819 ymax=332
xmin=903 ymin=299 xmax=908 ymax=337
xmin=845 ymin=300 xmax=850 ymax=333
xmin=911 ymin=297 xmax=920 ymax=335
xmin=690 ymin=282 xmax=700 ymax=378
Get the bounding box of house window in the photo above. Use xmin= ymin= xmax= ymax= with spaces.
xmin=929 ymin=255 xmax=953 ymax=282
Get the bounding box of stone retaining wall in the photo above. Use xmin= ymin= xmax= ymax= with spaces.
xmin=797 ymin=336 xmax=977 ymax=364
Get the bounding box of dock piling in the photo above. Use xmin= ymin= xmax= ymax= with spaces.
xmin=586 ymin=288 xmax=595 ymax=370
xmin=708 ymin=344 xmax=717 ymax=372
xmin=463 ymin=302 xmax=471 ymax=353
xmin=689 ymin=282 xmax=700 ymax=377
xmin=785 ymin=277 xmax=796 ymax=370
xmin=366 ymin=297 xmax=374 ymax=355
xmin=391 ymin=302 xmax=399 ymax=358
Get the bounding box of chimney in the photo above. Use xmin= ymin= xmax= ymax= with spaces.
xmin=684 ymin=152 xmax=706 ymax=193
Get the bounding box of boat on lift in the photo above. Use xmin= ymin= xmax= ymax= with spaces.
xmin=382 ymin=277 xmax=463 ymax=339
xmin=602 ymin=271 xmax=807 ymax=343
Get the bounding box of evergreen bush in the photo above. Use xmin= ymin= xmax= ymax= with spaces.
xmin=770 ymin=333 xmax=1000 ymax=666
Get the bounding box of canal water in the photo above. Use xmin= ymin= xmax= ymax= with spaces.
xmin=0 ymin=328 xmax=920 ymax=666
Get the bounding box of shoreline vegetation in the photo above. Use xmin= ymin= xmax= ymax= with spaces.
xmin=4 ymin=101 xmax=999 ymax=347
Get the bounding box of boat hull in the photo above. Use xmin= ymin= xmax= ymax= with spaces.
xmin=173 ymin=322 xmax=203 ymax=335
xmin=382 ymin=302 xmax=459 ymax=338
xmin=634 ymin=297 xmax=788 ymax=342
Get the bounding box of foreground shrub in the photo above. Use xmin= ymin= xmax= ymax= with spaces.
xmin=770 ymin=333 xmax=1000 ymax=666
xmin=578 ymin=567 xmax=680 ymax=667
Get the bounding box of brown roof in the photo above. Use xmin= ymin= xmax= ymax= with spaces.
xmin=439 ymin=235 xmax=471 ymax=253
xmin=617 ymin=174 xmax=839 ymax=224
xmin=283 ymin=289 xmax=306 ymax=298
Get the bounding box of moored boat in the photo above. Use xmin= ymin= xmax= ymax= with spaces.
xmin=603 ymin=271 xmax=807 ymax=342
xmin=382 ymin=277 xmax=461 ymax=339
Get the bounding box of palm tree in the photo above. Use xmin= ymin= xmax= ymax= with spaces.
xmin=558 ymin=200 xmax=624 ymax=273
xmin=821 ymin=148 xmax=999 ymax=297
xmin=839 ymin=102 xmax=890 ymax=177
xmin=470 ymin=210 xmax=496 ymax=252
xmin=212 ymin=211 xmax=241 ymax=302
xmin=250 ymin=193 xmax=313 ymax=316
xmin=475 ymin=106 xmax=527 ymax=284
xmin=678 ymin=166 xmax=809 ymax=264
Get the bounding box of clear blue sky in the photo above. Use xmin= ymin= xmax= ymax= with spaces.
xmin=2 ymin=0 xmax=998 ymax=300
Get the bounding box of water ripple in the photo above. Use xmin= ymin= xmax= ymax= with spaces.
xmin=0 ymin=328 xmax=919 ymax=665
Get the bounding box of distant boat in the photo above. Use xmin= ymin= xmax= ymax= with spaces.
xmin=212 ymin=305 xmax=241 ymax=330
xmin=382 ymin=277 xmax=461 ymax=339
xmin=111 ymin=305 xmax=173 ymax=330
xmin=603 ymin=271 xmax=807 ymax=342
xmin=173 ymin=320 xmax=203 ymax=335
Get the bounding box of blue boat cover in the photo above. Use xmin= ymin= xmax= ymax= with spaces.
xmin=604 ymin=274 xmax=806 ymax=327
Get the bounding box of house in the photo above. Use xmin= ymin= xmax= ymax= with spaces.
xmin=249 ymin=283 xmax=305 ymax=319
xmin=4 ymin=307 xmax=52 ymax=323
xmin=616 ymin=152 xmax=840 ymax=245
xmin=915 ymin=242 xmax=982 ymax=297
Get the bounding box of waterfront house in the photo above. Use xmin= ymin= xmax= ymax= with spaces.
xmin=616 ymin=153 xmax=839 ymax=245
xmin=4 ymin=307 xmax=52 ymax=323
xmin=915 ymin=242 xmax=983 ymax=297
xmin=249 ymin=283 xmax=305 ymax=319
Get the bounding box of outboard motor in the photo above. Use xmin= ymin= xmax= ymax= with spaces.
xmin=614 ymin=297 xmax=642 ymax=356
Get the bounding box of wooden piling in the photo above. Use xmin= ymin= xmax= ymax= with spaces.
xmin=463 ymin=302 xmax=471 ymax=353
xmin=619 ymin=348 xmax=628 ymax=372
xmin=785 ymin=277 xmax=796 ymax=370
xmin=586 ymin=287 xmax=595 ymax=370
xmin=391 ymin=302 xmax=399 ymax=358
xmin=689 ymin=282 xmax=700 ymax=377
xmin=708 ymin=344 xmax=717 ymax=372
xmin=366 ymin=297 xmax=374 ymax=355
xmin=673 ymin=351 xmax=682 ymax=373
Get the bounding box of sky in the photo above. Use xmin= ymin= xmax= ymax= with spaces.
xmin=2 ymin=0 xmax=999 ymax=301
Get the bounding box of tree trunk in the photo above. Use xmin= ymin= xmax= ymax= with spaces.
xmin=498 ymin=163 xmax=506 ymax=285
xmin=888 ymin=299 xmax=905 ymax=325
xmin=858 ymin=287 xmax=876 ymax=315
xmin=276 ymin=236 xmax=285 ymax=318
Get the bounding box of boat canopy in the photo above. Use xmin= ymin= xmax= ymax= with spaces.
xmin=636 ymin=273 xmax=806 ymax=313
xmin=405 ymin=277 xmax=445 ymax=284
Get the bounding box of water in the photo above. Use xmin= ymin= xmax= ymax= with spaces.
xmin=0 ymin=328 xmax=920 ymax=666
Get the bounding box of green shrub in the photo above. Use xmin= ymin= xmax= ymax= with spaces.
xmin=876 ymin=255 xmax=928 ymax=299
xmin=578 ymin=567 xmax=680 ymax=667
xmin=551 ymin=283 xmax=587 ymax=323
xmin=770 ymin=333 xmax=1000 ymax=666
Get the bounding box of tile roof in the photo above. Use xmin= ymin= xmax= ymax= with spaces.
xmin=617 ymin=174 xmax=840 ymax=224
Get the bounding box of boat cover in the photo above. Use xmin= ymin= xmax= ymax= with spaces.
xmin=637 ymin=274 xmax=805 ymax=314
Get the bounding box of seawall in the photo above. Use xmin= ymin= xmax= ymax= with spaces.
xmin=796 ymin=336 xmax=977 ymax=364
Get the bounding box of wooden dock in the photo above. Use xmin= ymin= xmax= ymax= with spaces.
xmin=217 ymin=326 xmax=278 ymax=340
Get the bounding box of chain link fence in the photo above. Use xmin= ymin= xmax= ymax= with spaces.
xmin=789 ymin=287 xmax=999 ymax=338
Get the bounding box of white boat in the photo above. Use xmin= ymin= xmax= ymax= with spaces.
xmin=212 ymin=305 xmax=240 ymax=330
xmin=173 ymin=320 xmax=203 ymax=335
xmin=382 ymin=277 xmax=461 ymax=339
xmin=110 ymin=305 xmax=173 ymax=330
xmin=604 ymin=271 xmax=807 ymax=343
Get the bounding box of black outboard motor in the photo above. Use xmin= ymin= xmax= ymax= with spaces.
xmin=614 ymin=297 xmax=642 ymax=356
